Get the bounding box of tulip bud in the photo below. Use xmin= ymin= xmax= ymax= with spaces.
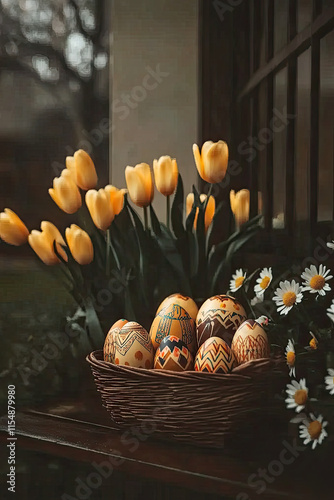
xmin=186 ymin=193 xmax=215 ymax=232
xmin=0 ymin=209 xmax=29 ymax=246
xmin=104 ymin=185 xmax=127 ymax=215
xmin=230 ymin=189 xmax=250 ymax=227
xmin=65 ymin=224 xmax=94 ymax=265
xmin=86 ymin=188 xmax=114 ymax=231
xmin=28 ymin=221 xmax=68 ymax=265
xmin=153 ymin=156 xmax=178 ymax=196
xmin=49 ymin=169 xmax=82 ymax=214
xmin=66 ymin=150 xmax=98 ymax=190
xmin=125 ymin=163 xmax=154 ymax=208
xmin=193 ymin=140 xmax=228 ymax=184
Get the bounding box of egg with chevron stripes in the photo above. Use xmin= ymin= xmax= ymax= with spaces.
xmin=231 ymin=319 xmax=270 ymax=365
xmin=150 ymin=303 xmax=197 ymax=353
xmin=195 ymin=337 xmax=237 ymax=373
xmin=154 ymin=336 xmax=194 ymax=371
xmin=114 ymin=321 xmax=154 ymax=369
xmin=196 ymin=295 xmax=246 ymax=348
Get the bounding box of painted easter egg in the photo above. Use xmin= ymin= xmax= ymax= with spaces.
xmin=150 ymin=303 xmax=197 ymax=353
xmin=231 ymin=319 xmax=270 ymax=365
xmin=154 ymin=336 xmax=193 ymax=371
xmin=114 ymin=321 xmax=154 ymax=369
xmin=196 ymin=295 xmax=246 ymax=348
xmin=194 ymin=337 xmax=237 ymax=373
xmin=156 ymin=294 xmax=198 ymax=322
xmin=103 ymin=319 xmax=128 ymax=363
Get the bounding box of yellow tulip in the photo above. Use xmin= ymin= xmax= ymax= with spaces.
xmin=28 ymin=221 xmax=68 ymax=265
xmin=230 ymin=189 xmax=250 ymax=227
xmin=153 ymin=156 xmax=178 ymax=196
xmin=104 ymin=185 xmax=127 ymax=215
xmin=65 ymin=224 xmax=94 ymax=265
xmin=125 ymin=163 xmax=154 ymax=208
xmin=186 ymin=193 xmax=216 ymax=232
xmin=86 ymin=188 xmax=114 ymax=231
xmin=49 ymin=169 xmax=82 ymax=214
xmin=0 ymin=209 xmax=29 ymax=246
xmin=66 ymin=150 xmax=98 ymax=190
xmin=192 ymin=140 xmax=228 ymax=183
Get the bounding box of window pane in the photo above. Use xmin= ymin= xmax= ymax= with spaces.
xmin=318 ymin=31 xmax=334 ymax=221
xmin=274 ymin=0 xmax=289 ymax=53
xmin=297 ymin=0 xmax=313 ymax=32
xmin=273 ymin=67 xmax=288 ymax=228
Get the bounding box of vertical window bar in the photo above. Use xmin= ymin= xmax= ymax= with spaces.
xmin=264 ymin=1 xmax=274 ymax=230
xmin=310 ymin=0 xmax=321 ymax=235
xmin=285 ymin=0 xmax=297 ymax=241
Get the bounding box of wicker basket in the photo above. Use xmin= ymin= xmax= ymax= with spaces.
xmin=87 ymin=350 xmax=282 ymax=448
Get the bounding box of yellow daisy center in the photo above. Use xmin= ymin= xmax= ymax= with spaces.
xmin=294 ymin=389 xmax=308 ymax=406
xmin=235 ymin=276 xmax=245 ymax=288
xmin=282 ymin=291 xmax=297 ymax=307
xmin=309 ymin=275 xmax=325 ymax=290
xmin=286 ymin=351 xmax=295 ymax=365
xmin=309 ymin=338 xmax=318 ymax=350
xmin=308 ymin=420 xmax=322 ymax=440
xmin=260 ymin=276 xmax=270 ymax=289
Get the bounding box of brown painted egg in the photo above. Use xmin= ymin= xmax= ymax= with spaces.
xmin=231 ymin=319 xmax=270 ymax=365
xmin=114 ymin=321 xmax=154 ymax=369
xmin=150 ymin=303 xmax=197 ymax=353
xmin=196 ymin=295 xmax=246 ymax=348
xmin=103 ymin=319 xmax=128 ymax=363
xmin=156 ymin=294 xmax=198 ymax=322
xmin=195 ymin=337 xmax=237 ymax=373
xmin=154 ymin=336 xmax=193 ymax=371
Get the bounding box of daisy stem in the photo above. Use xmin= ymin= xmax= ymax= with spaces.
xmin=242 ymin=288 xmax=256 ymax=319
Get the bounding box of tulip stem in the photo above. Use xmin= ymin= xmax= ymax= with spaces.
xmin=143 ymin=206 xmax=148 ymax=231
xmin=166 ymin=195 xmax=170 ymax=230
xmin=106 ymin=228 xmax=111 ymax=276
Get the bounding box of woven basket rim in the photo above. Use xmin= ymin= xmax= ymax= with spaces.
xmin=87 ymin=350 xmax=276 ymax=381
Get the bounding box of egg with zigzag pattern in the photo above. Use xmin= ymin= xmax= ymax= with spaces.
xmin=194 ymin=337 xmax=237 ymax=373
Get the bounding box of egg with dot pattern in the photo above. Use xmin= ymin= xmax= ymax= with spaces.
xmin=103 ymin=319 xmax=128 ymax=363
xmin=195 ymin=337 xmax=237 ymax=373
xmin=196 ymin=295 xmax=246 ymax=347
xmin=114 ymin=321 xmax=154 ymax=369
xmin=154 ymin=336 xmax=193 ymax=371
xmin=156 ymin=294 xmax=198 ymax=322
xmin=231 ymin=319 xmax=270 ymax=365
xmin=150 ymin=303 xmax=196 ymax=353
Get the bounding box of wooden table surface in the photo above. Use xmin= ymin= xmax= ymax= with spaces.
xmin=0 ymin=381 xmax=332 ymax=500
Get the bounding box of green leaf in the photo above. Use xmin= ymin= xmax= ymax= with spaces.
xmin=83 ymin=296 xmax=105 ymax=347
xmin=149 ymin=203 xmax=161 ymax=237
xmin=171 ymin=174 xmax=185 ymax=238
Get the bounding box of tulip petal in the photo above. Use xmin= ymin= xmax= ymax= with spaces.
xmin=192 ymin=144 xmax=206 ymax=181
xmin=74 ymin=150 xmax=98 ymax=190
xmin=0 ymin=209 xmax=29 ymax=246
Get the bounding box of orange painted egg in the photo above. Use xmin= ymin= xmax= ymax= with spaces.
xmin=150 ymin=303 xmax=197 ymax=353
xmin=103 ymin=319 xmax=128 ymax=363
xmin=156 ymin=294 xmax=198 ymax=322
xmin=231 ymin=319 xmax=270 ymax=365
xmin=196 ymin=295 xmax=246 ymax=348
xmin=154 ymin=336 xmax=193 ymax=371
xmin=114 ymin=321 xmax=154 ymax=369
xmin=195 ymin=337 xmax=237 ymax=373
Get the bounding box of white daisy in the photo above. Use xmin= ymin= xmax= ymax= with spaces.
xmin=273 ymin=280 xmax=303 ymax=315
xmin=285 ymin=378 xmax=308 ymax=413
xmin=254 ymin=267 xmax=273 ymax=296
xmin=327 ymin=300 xmax=334 ymax=322
xmin=250 ymin=294 xmax=264 ymax=306
xmin=285 ymin=339 xmax=296 ymax=377
xmin=256 ymin=315 xmax=268 ymax=326
xmin=299 ymin=413 xmax=328 ymax=450
xmin=301 ymin=264 xmax=333 ymax=296
xmin=230 ymin=269 xmax=247 ymax=292
xmin=325 ymin=368 xmax=334 ymax=395
xmin=327 ymin=240 xmax=334 ymax=250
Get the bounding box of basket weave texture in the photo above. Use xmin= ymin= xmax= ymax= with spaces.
xmin=87 ymin=350 xmax=279 ymax=448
